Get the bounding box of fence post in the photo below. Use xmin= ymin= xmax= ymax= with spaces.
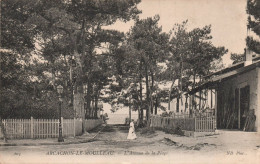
xmin=74 ymin=117 xmax=76 ymax=137
xmin=30 ymin=117 xmax=33 ymax=139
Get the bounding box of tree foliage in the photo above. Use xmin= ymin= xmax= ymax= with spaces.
xmin=1 ymin=0 xmax=228 ymax=124
xmin=114 ymin=15 xmax=171 ymax=125
xmin=230 ymin=53 xmax=245 ymax=64
xmin=230 ymin=0 xmax=260 ymax=64
xmin=0 ymin=0 xmax=141 ymax=119
xmin=247 ymin=0 xmax=260 ymax=54
xmin=165 ymin=21 xmax=227 ymax=97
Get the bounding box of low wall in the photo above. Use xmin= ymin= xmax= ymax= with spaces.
xmin=84 ymin=119 xmax=103 ymax=132
xmin=74 ymin=118 xmax=83 ymax=136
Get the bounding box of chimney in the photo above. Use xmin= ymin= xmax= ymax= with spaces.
xmin=245 ymin=24 xmax=252 ymax=66
xmin=245 ymin=48 xmax=252 ymax=66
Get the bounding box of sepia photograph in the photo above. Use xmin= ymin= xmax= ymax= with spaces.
xmin=0 ymin=0 xmax=260 ymax=163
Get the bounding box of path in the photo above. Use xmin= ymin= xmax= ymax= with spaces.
xmin=0 ymin=125 xmax=259 ymax=163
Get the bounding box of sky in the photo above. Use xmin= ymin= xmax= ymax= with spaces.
xmin=107 ymin=0 xmax=248 ymax=66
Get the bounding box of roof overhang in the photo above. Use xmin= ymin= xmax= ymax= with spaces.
xmin=188 ymin=60 xmax=260 ymax=95
xmin=211 ymin=60 xmax=260 ymax=82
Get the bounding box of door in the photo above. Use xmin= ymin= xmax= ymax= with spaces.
xmin=233 ymin=88 xmax=239 ymax=129
xmin=217 ymin=89 xmax=224 ymax=129
xmin=239 ymin=85 xmax=250 ymax=130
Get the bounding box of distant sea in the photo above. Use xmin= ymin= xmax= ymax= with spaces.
xmin=102 ymin=102 xmax=165 ymax=124
xmin=106 ymin=113 xmax=138 ymax=124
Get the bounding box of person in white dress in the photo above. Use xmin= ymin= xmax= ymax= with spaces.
xmin=127 ymin=121 xmax=137 ymax=140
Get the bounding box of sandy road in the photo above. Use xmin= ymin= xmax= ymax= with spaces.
xmin=0 ymin=125 xmax=259 ymax=163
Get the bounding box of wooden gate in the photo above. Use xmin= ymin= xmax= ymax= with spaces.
xmin=195 ymin=116 xmax=216 ymax=132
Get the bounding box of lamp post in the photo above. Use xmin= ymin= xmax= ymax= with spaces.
xmin=57 ymin=85 xmax=64 ymax=142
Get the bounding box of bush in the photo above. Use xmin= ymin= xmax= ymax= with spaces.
xmin=161 ymin=111 xmax=171 ymax=117
xmin=174 ymin=126 xmax=184 ymax=136
xmin=139 ymin=127 xmax=155 ymax=134
xmin=162 ymin=126 xmax=184 ymax=136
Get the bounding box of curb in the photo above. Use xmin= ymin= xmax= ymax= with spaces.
xmin=0 ymin=138 xmax=96 ymax=147
xmin=0 ymin=125 xmax=106 ymax=147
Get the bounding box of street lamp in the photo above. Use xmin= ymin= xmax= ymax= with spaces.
xmin=57 ymin=85 xmax=64 ymax=142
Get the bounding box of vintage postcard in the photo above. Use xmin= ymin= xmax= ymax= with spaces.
xmin=0 ymin=0 xmax=259 ymax=163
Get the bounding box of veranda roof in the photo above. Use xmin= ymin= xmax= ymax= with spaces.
xmin=188 ymin=60 xmax=260 ymax=94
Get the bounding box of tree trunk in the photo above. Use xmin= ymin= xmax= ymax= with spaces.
xmin=74 ymin=93 xmax=83 ymax=117
xmin=74 ymin=18 xmax=86 ymax=95
xmin=155 ymin=96 xmax=158 ymax=115
xmin=129 ymin=103 xmax=132 ymax=124
xmin=168 ymin=79 xmax=175 ymax=110
xmin=86 ymin=81 xmax=92 ymax=118
xmin=138 ymin=60 xmax=143 ymax=127
xmin=150 ymin=96 xmax=153 ymax=115
xmin=137 ymin=105 xmax=141 ymax=126
xmin=176 ymin=97 xmax=180 ymax=113
xmin=150 ymin=71 xmax=154 ymax=115
xmin=179 ymin=60 xmax=183 ymax=106
xmin=199 ymin=76 xmax=202 ymax=111
xmin=145 ymin=65 xmax=150 ymax=126
xmin=94 ymin=95 xmax=98 ymax=119
xmin=177 ymin=65 xmax=181 ymax=113
xmin=180 ymin=61 xmax=183 ymax=92
xmin=69 ymin=63 xmax=74 ymax=107
xmin=85 ymin=44 xmax=95 ymax=118
xmin=73 ymin=19 xmax=86 ymax=133
xmin=91 ymin=100 xmax=95 ymax=118
xmin=139 ymin=83 xmax=143 ymax=127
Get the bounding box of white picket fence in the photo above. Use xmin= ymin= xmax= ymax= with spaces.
xmin=0 ymin=117 xmax=83 ymax=139
xmin=195 ymin=116 xmax=216 ymax=132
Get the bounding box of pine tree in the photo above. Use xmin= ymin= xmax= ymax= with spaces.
xmin=247 ymin=0 xmax=260 ymax=54
xmin=230 ymin=0 xmax=260 ymax=64
xmin=126 ymin=15 xmax=170 ymax=126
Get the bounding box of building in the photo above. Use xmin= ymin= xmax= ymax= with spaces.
xmin=188 ymin=51 xmax=260 ymax=132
